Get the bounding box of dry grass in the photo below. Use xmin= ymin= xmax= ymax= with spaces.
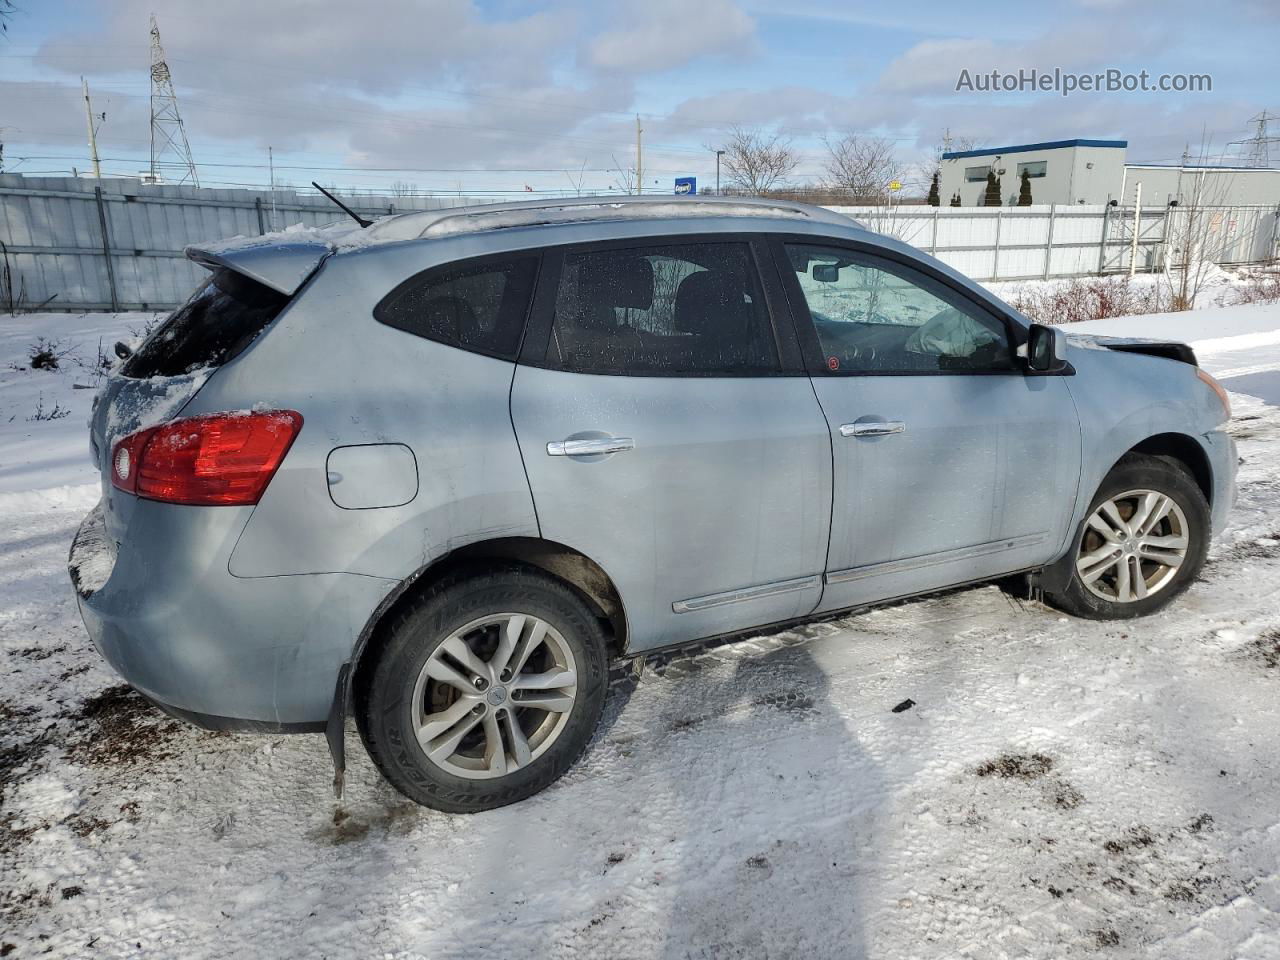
xmin=1006 ymin=276 xmax=1172 ymax=326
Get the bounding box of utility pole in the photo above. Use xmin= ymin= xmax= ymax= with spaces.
xmin=715 ymin=149 xmax=725 ymax=195
xmin=268 ymin=145 xmax=277 ymax=231
xmin=81 ymin=77 xmax=102 ymax=179
xmin=1129 ymin=181 xmax=1142 ymax=278
xmin=635 ymin=115 xmax=643 ymax=195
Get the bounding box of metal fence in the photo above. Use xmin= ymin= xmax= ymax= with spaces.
xmin=828 ymin=203 xmax=1280 ymax=282
xmin=2 ymin=175 xmax=1278 ymax=312
xmin=0 ymin=175 xmax=486 ymax=312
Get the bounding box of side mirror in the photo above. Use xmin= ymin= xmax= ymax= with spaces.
xmin=812 ymin=263 xmax=839 ymax=283
xmin=113 ymin=341 xmax=134 ymax=361
xmin=1026 ymin=323 xmax=1068 ymax=373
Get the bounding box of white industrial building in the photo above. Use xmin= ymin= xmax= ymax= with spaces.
xmin=939 ymin=139 xmax=1280 ymax=207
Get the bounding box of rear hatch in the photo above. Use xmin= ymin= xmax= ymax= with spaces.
xmin=90 ymin=238 xmax=327 ymax=541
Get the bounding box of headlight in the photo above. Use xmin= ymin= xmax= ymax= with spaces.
xmin=1196 ymin=368 xmax=1231 ymax=419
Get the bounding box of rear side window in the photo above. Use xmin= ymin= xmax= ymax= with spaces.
xmin=374 ymin=255 xmax=538 ymax=360
xmin=124 ymin=268 xmax=289 ymax=379
xmin=545 ymin=242 xmax=779 ymax=376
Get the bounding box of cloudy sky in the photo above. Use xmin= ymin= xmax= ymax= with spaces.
xmin=0 ymin=0 xmax=1275 ymax=197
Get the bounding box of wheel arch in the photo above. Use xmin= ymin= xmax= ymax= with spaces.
xmin=1035 ymin=430 xmax=1213 ymax=598
xmin=1122 ymin=431 xmax=1213 ymax=506
xmin=349 ymin=537 xmax=629 ymax=714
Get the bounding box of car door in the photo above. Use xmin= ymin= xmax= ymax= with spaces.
xmin=772 ymin=239 xmax=1082 ymax=613
xmin=510 ymin=237 xmax=832 ymax=652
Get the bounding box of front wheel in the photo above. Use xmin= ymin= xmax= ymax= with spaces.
xmin=1044 ymin=453 xmax=1210 ymax=620
xmin=359 ymin=566 xmax=608 ymax=812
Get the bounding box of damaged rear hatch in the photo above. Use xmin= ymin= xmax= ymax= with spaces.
xmin=85 ymin=233 xmax=332 ymax=551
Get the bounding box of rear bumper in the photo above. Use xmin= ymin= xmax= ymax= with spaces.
xmin=70 ymin=499 xmax=395 ymax=728
xmin=139 ymin=691 xmax=324 ymax=733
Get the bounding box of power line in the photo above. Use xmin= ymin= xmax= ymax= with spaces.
xmin=6 ymin=153 xmax=712 ymax=175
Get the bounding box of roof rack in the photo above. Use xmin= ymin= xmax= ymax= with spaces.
xmin=363 ymin=194 xmax=862 ymax=244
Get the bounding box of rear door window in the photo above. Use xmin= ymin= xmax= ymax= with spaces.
xmin=543 ymin=242 xmax=779 ymax=376
xmin=123 ymin=268 xmax=289 ymax=379
xmin=374 ymin=255 xmax=539 ymax=360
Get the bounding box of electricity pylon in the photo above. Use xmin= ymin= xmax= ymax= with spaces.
xmin=148 ymin=14 xmax=199 ymax=186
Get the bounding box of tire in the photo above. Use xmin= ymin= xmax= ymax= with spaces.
xmin=359 ymin=565 xmax=608 ymax=813
xmin=1043 ymin=453 xmax=1210 ymax=620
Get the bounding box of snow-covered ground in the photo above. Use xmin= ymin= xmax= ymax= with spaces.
xmin=2 ymin=306 xmax=1280 ymax=959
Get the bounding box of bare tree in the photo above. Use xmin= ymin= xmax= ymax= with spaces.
xmin=929 ymin=134 xmax=976 ymax=175
xmin=564 ymin=160 xmax=588 ymax=197
xmin=0 ymin=1 xmax=15 ymax=35
xmin=914 ymin=133 xmax=977 ymax=205
xmin=610 ymin=153 xmax=639 ymax=195
xmin=822 ymin=134 xmax=901 ymax=202
xmin=1158 ymin=146 xmax=1235 ymax=311
xmin=714 ymin=126 xmax=798 ymax=195
xmin=389 ymin=180 xmax=418 ymax=198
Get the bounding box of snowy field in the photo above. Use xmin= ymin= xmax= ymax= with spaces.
xmin=2 ymin=304 xmax=1280 ymax=959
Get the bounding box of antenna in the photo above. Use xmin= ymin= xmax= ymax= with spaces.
xmin=149 ymin=14 xmax=199 ymax=185
xmin=311 ymin=182 xmax=372 ymax=228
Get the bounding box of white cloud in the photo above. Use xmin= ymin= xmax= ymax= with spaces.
xmin=585 ymin=0 xmax=755 ymax=73
xmin=876 ymin=26 xmax=1170 ymax=96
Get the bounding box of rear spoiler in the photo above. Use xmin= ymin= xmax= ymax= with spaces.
xmin=184 ymin=235 xmax=335 ymax=296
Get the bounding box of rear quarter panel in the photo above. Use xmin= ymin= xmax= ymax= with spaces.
xmin=184 ymin=244 xmax=541 ymax=581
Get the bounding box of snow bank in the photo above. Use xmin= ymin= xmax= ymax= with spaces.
xmin=1066 ymin=302 xmax=1280 ymax=352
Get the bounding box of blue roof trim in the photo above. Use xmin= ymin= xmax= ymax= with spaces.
xmin=942 ymin=139 xmax=1127 ymax=160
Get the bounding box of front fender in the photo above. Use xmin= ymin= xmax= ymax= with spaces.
xmin=1062 ymin=344 xmax=1224 ymax=551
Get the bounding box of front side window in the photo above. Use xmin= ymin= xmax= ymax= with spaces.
xmin=784 ymin=244 xmax=1014 ymax=374
xmin=546 ymin=242 xmax=778 ymax=375
xmin=374 ymin=255 xmax=538 ymax=359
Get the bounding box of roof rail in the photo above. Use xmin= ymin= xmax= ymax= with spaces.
xmin=363 ymin=194 xmax=861 ymax=244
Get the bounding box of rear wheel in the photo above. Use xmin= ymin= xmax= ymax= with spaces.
xmin=1044 ymin=453 xmax=1209 ymax=620
xmin=359 ymin=567 xmax=608 ymax=812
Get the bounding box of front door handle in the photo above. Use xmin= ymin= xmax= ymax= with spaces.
xmin=547 ymin=437 xmax=635 ymax=457
xmin=840 ymin=421 xmax=906 ymax=438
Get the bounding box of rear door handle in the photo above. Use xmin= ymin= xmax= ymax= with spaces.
xmin=546 ymin=437 xmax=635 ymax=457
xmin=840 ymin=421 xmax=906 ymax=438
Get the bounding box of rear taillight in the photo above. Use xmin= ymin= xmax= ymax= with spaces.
xmin=111 ymin=410 xmax=303 ymax=506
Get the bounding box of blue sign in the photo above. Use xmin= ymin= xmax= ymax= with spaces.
xmin=674 ymin=177 xmax=696 ymax=196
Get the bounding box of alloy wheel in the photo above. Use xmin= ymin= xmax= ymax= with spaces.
xmin=410 ymin=613 xmax=578 ymax=780
xmin=1076 ymin=488 xmax=1190 ymax=603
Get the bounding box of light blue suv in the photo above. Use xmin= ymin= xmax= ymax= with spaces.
xmin=69 ymin=196 xmax=1236 ymax=811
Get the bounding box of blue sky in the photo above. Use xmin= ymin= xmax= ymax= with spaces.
xmin=0 ymin=0 xmax=1275 ymax=197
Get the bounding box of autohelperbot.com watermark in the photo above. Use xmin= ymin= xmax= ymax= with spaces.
xmin=956 ymin=68 xmax=1212 ymax=97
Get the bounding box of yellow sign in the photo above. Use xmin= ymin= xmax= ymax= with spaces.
xmin=888 ymin=180 xmax=903 ymax=192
